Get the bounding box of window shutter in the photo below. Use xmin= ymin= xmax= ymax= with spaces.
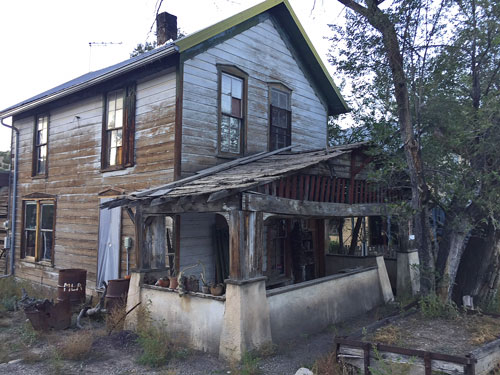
xmin=124 ymin=84 xmax=136 ymax=167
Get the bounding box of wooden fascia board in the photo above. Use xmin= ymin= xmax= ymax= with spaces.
xmin=175 ymin=0 xmax=349 ymax=115
xmin=242 ymin=192 xmax=389 ymax=217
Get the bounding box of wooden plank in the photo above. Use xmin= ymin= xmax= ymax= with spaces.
xmin=242 ymin=193 xmax=388 ymax=217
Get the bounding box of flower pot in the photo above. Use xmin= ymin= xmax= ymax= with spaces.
xmin=210 ymin=284 xmax=224 ymax=296
xmin=156 ymin=278 xmax=170 ymax=288
xmin=169 ymin=276 xmax=178 ymax=289
xmin=201 ymin=285 xmax=210 ymax=294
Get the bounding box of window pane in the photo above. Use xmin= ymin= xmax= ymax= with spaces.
xmin=41 ymin=204 xmax=54 ymax=230
xmin=25 ymin=230 xmax=36 ymax=257
xmin=25 ymin=203 xmax=37 ymax=229
xmin=231 ymin=98 xmax=241 ymax=118
xmin=229 ymin=117 xmax=241 ymax=154
xmin=107 ymin=129 xmax=122 ymax=166
xmin=114 ymin=109 xmax=123 ymax=129
xmin=40 ymin=231 xmax=53 ymax=261
xmin=222 ymin=74 xmax=232 ymax=95
xmin=107 ymin=109 xmax=116 ymax=129
xmin=37 ymin=145 xmax=47 ymax=174
xmin=221 ymin=94 xmax=232 ymax=114
xmin=220 ymin=115 xmax=231 ymax=153
xmin=232 ymin=77 xmax=243 ymax=100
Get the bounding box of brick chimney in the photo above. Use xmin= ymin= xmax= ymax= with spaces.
xmin=156 ymin=12 xmax=177 ymax=45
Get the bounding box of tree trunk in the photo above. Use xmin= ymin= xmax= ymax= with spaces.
xmin=349 ymin=217 xmax=363 ymax=255
xmin=336 ymin=0 xmax=435 ymax=293
xmin=436 ymin=217 xmax=472 ymax=301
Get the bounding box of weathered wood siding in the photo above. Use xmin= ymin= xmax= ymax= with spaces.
xmin=181 ymin=16 xmax=328 ymax=174
xmin=179 ymin=213 xmax=216 ymax=284
xmin=12 ymin=68 xmax=177 ymax=290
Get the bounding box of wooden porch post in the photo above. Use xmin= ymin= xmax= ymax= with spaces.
xmin=220 ymin=209 xmax=272 ymax=362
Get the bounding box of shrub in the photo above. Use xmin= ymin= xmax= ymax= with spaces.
xmin=58 ymin=330 xmax=94 ymax=361
xmin=419 ymin=293 xmax=459 ymax=319
xmin=136 ymin=322 xmax=172 ymax=367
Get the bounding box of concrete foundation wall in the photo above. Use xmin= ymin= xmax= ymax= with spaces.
xmin=267 ymin=268 xmax=383 ymax=342
xmin=326 ymin=254 xmax=397 ymax=293
xmin=140 ymin=286 xmax=225 ymax=353
xmin=325 ymin=254 xmax=378 ymax=274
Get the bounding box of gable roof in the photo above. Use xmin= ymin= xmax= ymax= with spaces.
xmin=0 ymin=0 xmax=348 ymax=118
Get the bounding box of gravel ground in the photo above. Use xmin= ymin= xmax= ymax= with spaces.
xmin=0 ymin=307 xmax=390 ymax=375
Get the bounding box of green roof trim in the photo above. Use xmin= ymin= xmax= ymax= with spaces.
xmin=175 ymin=0 xmax=349 ymax=116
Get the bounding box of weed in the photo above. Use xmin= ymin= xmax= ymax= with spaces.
xmin=58 ymin=330 xmax=94 ymax=361
xmin=49 ymin=349 xmax=64 ymax=375
xmin=230 ymin=351 xmax=261 ymax=375
xmin=312 ymin=352 xmax=357 ymax=375
xmin=106 ymin=300 xmax=127 ymax=334
xmin=19 ymin=320 xmax=40 ymax=346
xmin=135 ymin=306 xmax=172 ymax=368
xmin=369 ymin=345 xmax=413 ymax=375
xmin=419 ymin=293 xmax=460 ymax=319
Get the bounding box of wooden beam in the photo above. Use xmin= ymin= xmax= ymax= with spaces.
xmin=143 ymin=194 xmax=240 ymax=214
xmin=241 ymin=192 xmax=389 ymax=217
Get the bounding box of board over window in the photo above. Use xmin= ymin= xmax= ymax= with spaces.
xmin=217 ymin=65 xmax=248 ymax=157
xmin=21 ymin=198 xmax=56 ymax=263
xmin=269 ymin=84 xmax=291 ymax=151
xmin=33 ymin=114 xmax=49 ymax=177
xmin=101 ymin=84 xmax=136 ymax=170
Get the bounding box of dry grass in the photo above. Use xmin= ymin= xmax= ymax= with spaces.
xmin=372 ymin=325 xmax=403 ymax=346
xmin=466 ymin=315 xmax=500 ymax=346
xmin=106 ymin=301 xmax=127 ymax=334
xmin=57 ymin=330 xmax=94 ymax=361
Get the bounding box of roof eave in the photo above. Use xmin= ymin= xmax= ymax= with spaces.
xmin=0 ymin=45 xmax=179 ymax=119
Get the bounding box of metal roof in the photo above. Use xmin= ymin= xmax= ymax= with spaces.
xmin=0 ymin=44 xmax=178 ymax=118
xmin=106 ymin=143 xmax=366 ymax=209
xmin=1 ymin=0 xmax=348 ymax=118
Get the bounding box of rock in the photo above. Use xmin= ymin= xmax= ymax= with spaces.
xmin=8 ymin=359 xmax=22 ymax=365
xmin=295 ymin=368 xmax=313 ymax=375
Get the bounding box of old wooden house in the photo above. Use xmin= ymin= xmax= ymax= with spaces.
xmin=0 ymin=0 xmax=401 ymax=360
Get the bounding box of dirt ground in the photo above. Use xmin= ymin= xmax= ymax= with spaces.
xmin=0 ymin=304 xmax=394 ymax=375
xmin=365 ymin=310 xmax=500 ymax=356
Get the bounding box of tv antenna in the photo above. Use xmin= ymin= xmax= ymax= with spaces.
xmin=88 ymin=41 xmax=123 ymax=71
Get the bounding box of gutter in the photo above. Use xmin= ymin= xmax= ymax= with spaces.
xmin=0 ymin=45 xmax=179 ymax=118
xmin=0 ymin=117 xmax=18 ymax=278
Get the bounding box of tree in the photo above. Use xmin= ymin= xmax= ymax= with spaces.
xmin=329 ymin=0 xmax=500 ymax=302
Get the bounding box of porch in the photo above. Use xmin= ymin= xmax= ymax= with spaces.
xmin=107 ymin=145 xmax=399 ymax=360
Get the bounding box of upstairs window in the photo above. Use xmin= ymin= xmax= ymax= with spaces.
xmin=269 ymin=87 xmax=291 ymax=151
xmin=22 ymin=199 xmax=55 ymax=263
xmin=218 ymin=66 xmax=247 ymax=156
xmin=33 ymin=114 xmax=49 ymax=176
xmin=102 ymin=84 xmax=136 ymax=170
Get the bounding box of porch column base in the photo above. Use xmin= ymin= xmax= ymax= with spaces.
xmin=219 ymin=277 xmax=272 ymax=362
xmin=397 ymin=250 xmax=420 ymax=297
xmin=376 ymin=256 xmax=394 ymax=303
xmin=124 ymin=271 xmax=144 ymax=330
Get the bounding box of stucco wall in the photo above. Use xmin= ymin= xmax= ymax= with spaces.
xmin=141 ymin=286 xmax=225 ymax=353
xmin=267 ymin=268 xmax=383 ymax=342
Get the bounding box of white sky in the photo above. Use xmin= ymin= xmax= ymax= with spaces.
xmin=0 ymin=0 xmax=347 ymax=152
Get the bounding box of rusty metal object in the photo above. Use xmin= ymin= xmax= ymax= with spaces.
xmin=105 ymin=278 xmax=130 ymax=310
xmin=57 ymin=268 xmax=87 ymax=306
xmin=24 ymin=299 xmax=71 ymax=331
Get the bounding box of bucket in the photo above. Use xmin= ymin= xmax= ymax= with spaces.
xmin=57 ymin=268 xmax=87 ymax=306
xmin=105 ymin=278 xmax=130 ymax=310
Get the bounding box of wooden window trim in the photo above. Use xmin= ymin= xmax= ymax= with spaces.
xmin=216 ymin=64 xmax=248 ymax=158
xmin=32 ymin=114 xmax=49 ymax=178
xmin=268 ymin=83 xmax=292 ymax=151
xmin=20 ymin=198 xmax=57 ymax=265
xmin=101 ymin=83 xmax=136 ymax=172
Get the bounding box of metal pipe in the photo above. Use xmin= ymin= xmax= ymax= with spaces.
xmin=0 ymin=116 xmax=18 ymax=278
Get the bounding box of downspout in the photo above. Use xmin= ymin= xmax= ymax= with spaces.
xmin=0 ymin=117 xmax=18 ymax=278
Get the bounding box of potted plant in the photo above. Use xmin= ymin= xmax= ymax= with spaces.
xmin=200 ymin=262 xmax=210 ymax=294
xmin=168 ymin=268 xmax=178 ymax=289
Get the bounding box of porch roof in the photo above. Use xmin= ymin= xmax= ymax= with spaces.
xmin=106 ymin=143 xmax=368 ymax=209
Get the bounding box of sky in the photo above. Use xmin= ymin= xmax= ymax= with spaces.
xmin=0 ymin=0 xmax=348 ymax=152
